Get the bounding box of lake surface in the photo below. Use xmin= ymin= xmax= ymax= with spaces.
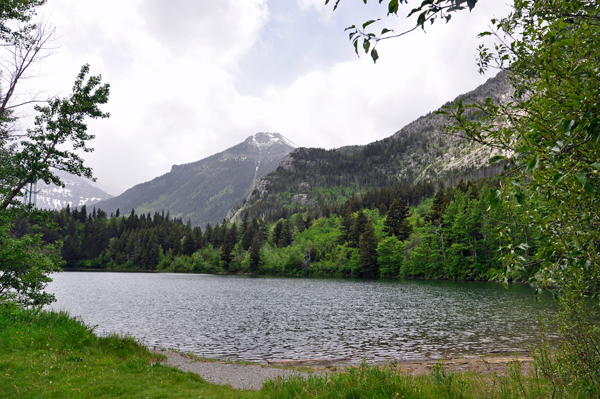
xmin=47 ymin=272 xmax=556 ymax=364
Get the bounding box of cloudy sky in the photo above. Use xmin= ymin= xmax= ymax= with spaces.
xmin=27 ymin=0 xmax=509 ymax=194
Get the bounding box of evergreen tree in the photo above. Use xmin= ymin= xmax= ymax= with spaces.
xmin=229 ymin=222 xmax=238 ymax=245
xmin=339 ymin=209 xmax=354 ymax=245
xmin=80 ymin=205 xmax=87 ymax=223
xmin=272 ymin=220 xmax=283 ymax=247
xmin=424 ymin=185 xmax=446 ymax=225
xmin=359 ymin=220 xmax=378 ymax=278
xmin=193 ymin=226 xmax=203 ymax=249
xmin=348 ymin=209 xmax=368 ymax=248
xmin=383 ymin=197 xmax=413 ymax=241
xmin=220 ymin=230 xmax=235 ymax=270
xmin=248 ymin=231 xmax=262 ymax=272
xmin=241 ymin=218 xmax=256 ymax=250
xmin=144 ymin=233 xmax=160 ymax=270
xmin=241 ymin=211 xmax=249 ymax=236
xmin=204 ymin=223 xmax=213 ymax=246
xmin=182 ymin=229 xmax=196 ymax=256
xmin=279 ymin=219 xmax=294 ymax=247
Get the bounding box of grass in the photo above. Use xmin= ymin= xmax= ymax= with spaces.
xmin=0 ymin=304 xmax=260 ymax=399
xmin=262 ymin=360 xmax=583 ymax=399
xmin=1 ymin=304 xmax=595 ymax=398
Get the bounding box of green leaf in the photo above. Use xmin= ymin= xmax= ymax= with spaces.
xmin=388 ymin=0 xmax=399 ymax=15
xmin=515 ymin=191 xmax=525 ymax=205
xmin=466 ymin=0 xmax=477 ymax=11
xmin=550 ymin=173 xmax=564 ymax=186
xmin=563 ymin=119 xmax=576 ymax=133
xmin=489 ymin=155 xmax=504 ymax=164
xmin=591 ymin=163 xmax=600 ymax=171
xmin=417 ymin=11 xmax=426 ymax=26
xmin=527 ymin=157 xmax=539 ymax=171
xmin=575 ymin=172 xmax=587 ymax=185
xmin=583 ymin=181 xmax=597 ymax=197
xmin=363 ymin=39 xmax=370 ymax=54
xmin=381 ymin=28 xmax=392 ymax=35
xmin=371 ymin=48 xmax=379 ymax=63
xmin=362 ymin=19 xmax=378 ymax=29
xmin=488 ymin=189 xmax=502 ymax=209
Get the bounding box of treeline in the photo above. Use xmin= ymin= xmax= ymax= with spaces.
xmin=14 ymin=176 xmax=542 ymax=282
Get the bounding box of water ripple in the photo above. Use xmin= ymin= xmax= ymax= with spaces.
xmin=47 ymin=272 xmax=556 ymax=363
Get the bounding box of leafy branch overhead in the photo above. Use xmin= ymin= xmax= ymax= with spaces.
xmin=325 ymin=0 xmax=478 ymax=62
xmin=1 ymin=64 xmax=110 ymax=211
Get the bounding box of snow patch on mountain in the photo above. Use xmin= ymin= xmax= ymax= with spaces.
xmin=32 ymin=169 xmax=113 ymax=211
xmin=248 ymin=132 xmax=297 ymax=150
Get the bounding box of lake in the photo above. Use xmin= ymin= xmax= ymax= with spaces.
xmin=47 ymin=272 xmax=556 ymax=364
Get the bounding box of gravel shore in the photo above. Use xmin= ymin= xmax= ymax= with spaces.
xmin=152 ymin=348 xmax=533 ymax=391
xmin=151 ymin=349 xmax=311 ymax=390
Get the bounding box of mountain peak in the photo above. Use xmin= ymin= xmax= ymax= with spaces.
xmin=245 ymin=132 xmax=296 ymax=150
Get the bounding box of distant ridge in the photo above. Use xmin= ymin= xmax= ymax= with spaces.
xmin=94 ymin=132 xmax=295 ymax=226
xmin=34 ymin=169 xmax=113 ymax=211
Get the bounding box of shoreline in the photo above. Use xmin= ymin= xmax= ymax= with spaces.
xmin=152 ymin=347 xmax=534 ymax=390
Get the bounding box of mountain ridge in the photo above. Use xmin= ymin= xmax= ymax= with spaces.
xmin=94 ymin=132 xmax=295 ymax=226
xmin=229 ymin=71 xmax=512 ymax=222
xmin=34 ymin=169 xmax=113 ymax=211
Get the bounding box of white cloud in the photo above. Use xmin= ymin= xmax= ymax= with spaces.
xmin=297 ymin=0 xmax=334 ymax=22
xmin=21 ymin=0 xmax=512 ymax=191
xmin=139 ymin=0 xmax=269 ymax=66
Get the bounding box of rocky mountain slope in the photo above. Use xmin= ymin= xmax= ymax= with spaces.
xmin=33 ymin=169 xmax=113 ymax=210
xmin=231 ymin=71 xmax=512 ymax=221
xmin=94 ymin=133 xmax=295 ymax=227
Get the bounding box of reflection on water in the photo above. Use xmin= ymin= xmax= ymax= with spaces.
xmin=47 ymin=272 xmax=556 ymax=364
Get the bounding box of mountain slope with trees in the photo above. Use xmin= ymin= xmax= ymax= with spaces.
xmin=95 ymin=132 xmax=295 ymax=227
xmin=231 ymin=71 xmax=511 ymax=222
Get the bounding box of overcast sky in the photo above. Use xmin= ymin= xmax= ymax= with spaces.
xmin=27 ymin=0 xmax=510 ymax=194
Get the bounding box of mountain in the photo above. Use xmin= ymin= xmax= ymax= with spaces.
xmin=94 ymin=132 xmax=296 ymax=227
xmin=231 ymin=71 xmax=512 ymax=221
xmin=33 ymin=169 xmax=113 ymax=210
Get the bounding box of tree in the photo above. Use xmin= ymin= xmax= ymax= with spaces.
xmin=359 ymin=219 xmax=379 ymax=277
xmin=248 ymin=231 xmax=262 ymax=272
xmin=0 ymin=215 xmax=63 ymax=306
xmin=338 ymin=209 xmax=354 ymax=245
xmin=1 ymin=64 xmax=110 ymax=210
xmin=442 ymin=0 xmax=600 ymax=293
xmin=348 ymin=209 xmax=368 ymax=248
xmin=436 ymin=0 xmax=600 ymax=389
xmin=220 ymin=229 xmax=235 ymax=270
xmin=383 ymin=197 xmax=413 ymax=241
xmin=0 ymin=1 xmax=110 ymax=307
xmin=378 ymin=235 xmax=404 ymax=277
xmin=272 ymin=220 xmax=283 ymax=247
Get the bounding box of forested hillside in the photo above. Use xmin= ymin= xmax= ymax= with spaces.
xmin=230 ymin=72 xmax=511 ymax=223
xmin=18 ymin=176 xmax=540 ymax=282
